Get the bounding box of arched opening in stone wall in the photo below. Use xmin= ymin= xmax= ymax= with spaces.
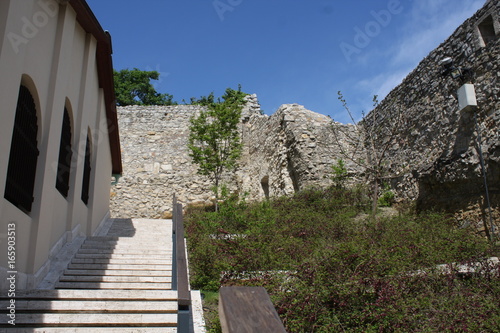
xmin=261 ymin=176 xmax=270 ymax=200
xmin=287 ymin=157 xmax=300 ymax=193
xmin=478 ymin=15 xmax=497 ymax=46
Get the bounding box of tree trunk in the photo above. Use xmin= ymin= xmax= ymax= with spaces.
xmin=214 ymin=176 xmax=219 ymax=212
xmin=371 ymin=178 xmax=379 ymax=220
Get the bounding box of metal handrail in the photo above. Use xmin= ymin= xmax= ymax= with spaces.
xmin=172 ymin=194 xmax=192 ymax=332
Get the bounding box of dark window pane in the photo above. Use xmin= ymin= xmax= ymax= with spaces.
xmin=4 ymin=85 xmax=39 ymax=213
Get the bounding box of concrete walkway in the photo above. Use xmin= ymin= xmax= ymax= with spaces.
xmin=1 ymin=218 xmax=180 ymax=332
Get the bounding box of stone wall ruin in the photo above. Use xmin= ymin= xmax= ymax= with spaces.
xmin=110 ymin=0 xmax=499 ymax=235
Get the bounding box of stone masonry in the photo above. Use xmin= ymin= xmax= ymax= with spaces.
xmin=364 ymin=0 xmax=499 ymax=234
xmin=110 ymin=100 xmax=358 ymax=218
xmin=111 ymin=0 xmax=499 ymax=235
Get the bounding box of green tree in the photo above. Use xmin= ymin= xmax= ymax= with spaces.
xmin=113 ymin=68 xmax=175 ymax=106
xmin=188 ymin=86 xmax=247 ymax=210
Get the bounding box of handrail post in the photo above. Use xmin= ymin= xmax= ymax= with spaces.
xmin=172 ymin=195 xmax=192 ymax=332
xmin=172 ymin=194 xmax=177 ymax=291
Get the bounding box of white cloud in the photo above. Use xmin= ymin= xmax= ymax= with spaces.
xmin=331 ymin=0 xmax=487 ymax=122
xmin=393 ymin=0 xmax=485 ymax=66
xmin=354 ymin=0 xmax=485 ymax=106
xmin=357 ymin=67 xmax=412 ymax=101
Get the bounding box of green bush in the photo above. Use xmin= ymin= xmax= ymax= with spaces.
xmin=378 ymin=183 xmax=395 ymax=207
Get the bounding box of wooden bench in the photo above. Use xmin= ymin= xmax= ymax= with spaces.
xmin=219 ymin=286 xmax=287 ymax=333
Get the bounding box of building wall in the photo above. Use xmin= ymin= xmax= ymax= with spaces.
xmin=0 ymin=0 xmax=114 ymax=289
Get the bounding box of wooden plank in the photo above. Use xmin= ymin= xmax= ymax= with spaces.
xmin=219 ymin=287 xmax=286 ymax=333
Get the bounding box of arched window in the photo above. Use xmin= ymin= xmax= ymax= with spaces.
xmin=81 ymin=133 xmax=91 ymax=205
xmin=55 ymin=107 xmax=72 ymax=197
xmin=4 ymin=85 xmax=40 ymax=213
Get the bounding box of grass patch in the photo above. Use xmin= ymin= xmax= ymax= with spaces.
xmin=186 ymin=186 xmax=499 ymax=332
xmin=200 ymin=290 xmax=221 ymax=333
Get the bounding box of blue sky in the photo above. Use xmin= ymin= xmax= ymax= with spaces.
xmin=86 ymin=0 xmax=486 ymax=123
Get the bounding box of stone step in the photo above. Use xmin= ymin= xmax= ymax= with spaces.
xmin=84 ymin=239 xmax=171 ymax=245
xmin=67 ymin=263 xmax=172 ymax=270
xmin=2 ymin=219 xmax=181 ymax=330
xmin=87 ymin=236 xmax=170 ymax=240
xmin=105 ymin=228 xmax=168 ymax=232
xmin=71 ymin=258 xmax=171 ymax=265
xmin=74 ymin=253 xmax=170 ymax=260
xmin=7 ymin=328 xmax=177 ymax=333
xmin=8 ymin=289 xmax=177 ymax=300
xmin=77 ymin=248 xmax=171 ymax=255
xmin=80 ymin=243 xmax=171 ymax=250
xmin=55 ymin=282 xmax=172 ymax=289
xmin=7 ymin=328 xmax=176 ymax=333
xmin=59 ymin=275 xmax=171 ymax=283
xmin=88 ymin=231 xmax=171 ymax=236
xmin=3 ymin=313 xmax=177 ymax=326
xmin=63 ymin=269 xmax=171 ymax=277
xmin=0 ymin=300 xmax=177 ymax=312
xmin=82 ymin=237 xmax=171 ymax=242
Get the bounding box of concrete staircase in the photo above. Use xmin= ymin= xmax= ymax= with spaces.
xmin=1 ymin=218 xmax=179 ymax=332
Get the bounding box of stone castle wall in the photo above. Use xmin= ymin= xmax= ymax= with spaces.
xmin=110 ymin=99 xmax=358 ymax=218
xmin=237 ymin=103 xmax=362 ymax=201
xmin=366 ymin=0 xmax=500 ymax=233
xmin=111 ymin=105 xmax=210 ymax=218
xmin=111 ymin=0 xmax=499 ymax=235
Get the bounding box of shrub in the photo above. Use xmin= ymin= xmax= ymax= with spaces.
xmin=185 ymin=187 xmax=498 ymax=332
xmin=378 ymin=183 xmax=395 ymax=207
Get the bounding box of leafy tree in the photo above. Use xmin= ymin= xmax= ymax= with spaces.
xmin=189 ymin=92 xmax=215 ymax=106
xmin=188 ymin=86 xmax=247 ymax=211
xmin=113 ymin=68 xmax=175 ymax=106
xmin=188 ymin=86 xmax=247 ymax=210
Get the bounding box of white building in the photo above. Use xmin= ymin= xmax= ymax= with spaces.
xmin=0 ymin=0 xmax=122 ymax=289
